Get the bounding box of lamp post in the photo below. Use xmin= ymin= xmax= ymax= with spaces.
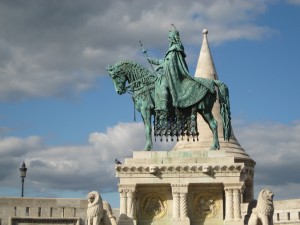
xmin=19 ymin=161 xmax=27 ymax=197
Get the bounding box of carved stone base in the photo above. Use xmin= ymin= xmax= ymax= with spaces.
xmin=116 ymin=151 xmax=254 ymax=225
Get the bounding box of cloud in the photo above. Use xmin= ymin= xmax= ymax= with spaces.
xmin=0 ymin=120 xmax=299 ymax=200
xmin=0 ymin=136 xmax=43 ymax=158
xmin=0 ymin=122 xmax=173 ymax=196
xmin=0 ymin=0 xmax=277 ymax=101
xmin=234 ymin=120 xmax=300 ymax=200
xmin=0 ymin=136 xmax=43 ymax=182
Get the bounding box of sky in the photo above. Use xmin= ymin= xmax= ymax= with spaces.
xmin=0 ymin=0 xmax=300 ymax=208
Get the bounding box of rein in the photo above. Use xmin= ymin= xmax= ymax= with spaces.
xmin=125 ymin=72 xmax=156 ymax=93
xmin=111 ymin=65 xmax=156 ymax=95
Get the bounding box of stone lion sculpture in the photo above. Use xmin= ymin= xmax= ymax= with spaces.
xmin=248 ymin=189 xmax=274 ymax=225
xmin=87 ymin=191 xmax=117 ymax=225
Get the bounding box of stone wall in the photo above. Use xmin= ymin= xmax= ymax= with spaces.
xmin=0 ymin=197 xmax=119 ymax=225
xmin=241 ymin=199 xmax=300 ymax=225
xmin=0 ymin=197 xmax=299 ymax=225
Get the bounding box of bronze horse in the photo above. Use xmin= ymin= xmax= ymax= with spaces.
xmin=107 ymin=60 xmax=232 ymax=151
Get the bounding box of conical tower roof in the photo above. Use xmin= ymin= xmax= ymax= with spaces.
xmin=172 ymin=29 xmax=254 ymax=163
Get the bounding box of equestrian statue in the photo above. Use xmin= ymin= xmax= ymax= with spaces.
xmin=107 ymin=25 xmax=232 ymax=151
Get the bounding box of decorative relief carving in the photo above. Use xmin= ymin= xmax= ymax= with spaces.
xmin=118 ymin=185 xmax=136 ymax=194
xmin=171 ymin=184 xmax=189 ymax=194
xmin=141 ymin=193 xmax=167 ymax=220
xmin=149 ymin=166 xmax=158 ymax=174
xmin=193 ymin=194 xmax=220 ymax=219
xmin=118 ymin=185 xmax=136 ymax=218
xmin=190 ymin=166 xmax=197 ymax=171
xmin=182 ymin=166 xmax=189 ymax=172
xmin=137 ymin=166 xmax=143 ymax=172
xmin=224 ymin=182 xmax=244 ymax=189
xmin=240 ymin=167 xmax=254 ymax=181
xmin=160 ymin=166 xmax=167 ymax=172
xmin=202 ymin=165 xmax=212 ymax=174
xmin=115 ymin=164 xmax=244 ymax=176
xmin=168 ymin=166 xmax=174 ymax=172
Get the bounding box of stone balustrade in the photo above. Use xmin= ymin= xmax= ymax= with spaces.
xmin=0 ymin=197 xmax=119 ymax=225
xmin=1 ymin=197 xmax=300 ymax=225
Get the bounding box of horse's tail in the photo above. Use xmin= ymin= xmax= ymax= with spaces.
xmin=214 ymin=80 xmax=232 ymax=141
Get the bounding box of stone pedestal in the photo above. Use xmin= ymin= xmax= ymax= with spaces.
xmin=116 ymin=150 xmax=255 ymax=225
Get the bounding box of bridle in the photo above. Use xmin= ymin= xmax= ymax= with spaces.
xmin=111 ymin=69 xmax=156 ymax=95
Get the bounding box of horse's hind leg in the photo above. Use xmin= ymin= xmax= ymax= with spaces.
xmin=200 ymin=111 xmax=220 ymax=150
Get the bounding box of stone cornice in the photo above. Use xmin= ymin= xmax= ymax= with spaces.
xmin=115 ymin=163 xmax=250 ymax=176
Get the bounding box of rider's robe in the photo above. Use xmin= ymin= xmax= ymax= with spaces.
xmin=160 ymin=42 xmax=215 ymax=108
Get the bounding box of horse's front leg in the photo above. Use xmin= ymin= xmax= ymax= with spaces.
xmin=141 ymin=105 xmax=152 ymax=151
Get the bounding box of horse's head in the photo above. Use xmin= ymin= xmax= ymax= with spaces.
xmin=106 ymin=64 xmax=127 ymax=95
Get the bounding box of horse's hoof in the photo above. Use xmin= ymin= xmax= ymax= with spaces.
xmin=209 ymin=145 xmax=219 ymax=150
xmin=143 ymin=146 xmax=151 ymax=151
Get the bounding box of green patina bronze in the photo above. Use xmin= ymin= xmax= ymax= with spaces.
xmin=107 ymin=26 xmax=232 ymax=151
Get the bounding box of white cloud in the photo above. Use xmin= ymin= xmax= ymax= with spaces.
xmin=234 ymin=120 xmax=300 ymax=199
xmin=0 ymin=120 xmax=299 ymax=200
xmin=0 ymin=122 xmax=173 ymax=196
xmin=0 ymin=136 xmax=43 ymax=157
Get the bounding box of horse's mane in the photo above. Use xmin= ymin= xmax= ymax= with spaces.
xmin=114 ymin=60 xmax=150 ymax=74
xmin=114 ymin=60 xmax=156 ymax=88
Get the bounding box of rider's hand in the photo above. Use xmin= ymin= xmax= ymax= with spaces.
xmin=155 ymin=65 xmax=163 ymax=71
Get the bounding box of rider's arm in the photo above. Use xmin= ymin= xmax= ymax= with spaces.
xmin=147 ymin=58 xmax=163 ymax=65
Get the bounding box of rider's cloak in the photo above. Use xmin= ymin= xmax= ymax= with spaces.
xmin=162 ymin=42 xmax=215 ymax=108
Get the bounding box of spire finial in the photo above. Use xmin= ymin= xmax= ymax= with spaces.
xmin=203 ymin=28 xmax=208 ymax=34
